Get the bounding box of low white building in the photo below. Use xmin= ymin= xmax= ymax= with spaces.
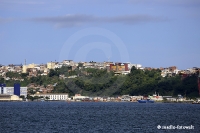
xmin=131 ymin=96 xmax=143 ymax=101
xmin=166 ymin=98 xmax=177 ymax=101
xmin=131 ymin=64 xmax=143 ymax=69
xmin=33 ymin=93 xmax=68 ymax=101
xmin=121 ymin=95 xmax=131 ymax=102
xmin=72 ymin=94 xmax=89 ymax=101
xmin=121 ymin=71 xmax=130 ymax=75
xmin=2 ymin=87 xmax=27 ymax=97
xmin=68 ymin=75 xmax=78 ymax=78
xmin=72 ymin=95 xmax=89 ymax=101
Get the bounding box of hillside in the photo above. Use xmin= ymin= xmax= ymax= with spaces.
xmin=0 ymin=66 xmax=199 ymax=98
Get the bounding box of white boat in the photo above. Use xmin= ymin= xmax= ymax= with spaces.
xmin=148 ymin=92 xmax=163 ymax=101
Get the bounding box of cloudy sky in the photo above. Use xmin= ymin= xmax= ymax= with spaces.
xmin=0 ymin=0 xmax=200 ymax=69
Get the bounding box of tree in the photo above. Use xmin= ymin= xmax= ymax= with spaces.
xmin=0 ymin=77 xmax=4 ymax=83
xmin=27 ymin=94 xmax=34 ymax=101
xmin=28 ymin=88 xmax=36 ymax=95
xmin=45 ymin=96 xmax=50 ymax=101
xmin=21 ymin=73 xmax=28 ymax=78
xmin=48 ymin=69 xmax=60 ymax=77
xmin=20 ymin=95 xmax=25 ymax=100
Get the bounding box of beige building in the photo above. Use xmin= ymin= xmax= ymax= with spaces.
xmin=0 ymin=95 xmax=22 ymax=101
xmin=47 ymin=62 xmax=56 ymax=69
xmin=22 ymin=63 xmax=36 ymax=73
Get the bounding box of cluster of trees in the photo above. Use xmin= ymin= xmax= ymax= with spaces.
xmin=26 ymin=95 xmax=50 ymax=101
xmin=67 ymin=67 xmax=199 ymax=98
xmin=48 ymin=66 xmax=77 ymax=77
xmin=1 ymin=66 xmax=199 ymax=98
xmin=118 ymin=67 xmax=199 ymax=98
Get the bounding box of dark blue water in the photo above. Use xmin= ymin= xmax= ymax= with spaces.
xmin=0 ymin=102 xmax=200 ymax=133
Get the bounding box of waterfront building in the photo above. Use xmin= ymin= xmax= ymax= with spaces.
xmin=72 ymin=94 xmax=89 ymax=101
xmin=1 ymin=83 xmax=6 ymax=94
xmin=0 ymin=95 xmax=22 ymax=101
xmin=131 ymin=96 xmax=143 ymax=101
xmin=32 ymin=93 xmax=68 ymax=101
xmin=4 ymin=87 xmax=27 ymax=97
xmin=0 ymin=83 xmax=27 ymax=97
xmin=121 ymin=95 xmax=131 ymax=102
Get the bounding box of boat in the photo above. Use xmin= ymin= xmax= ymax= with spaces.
xmin=137 ymin=98 xmax=154 ymax=103
xmin=149 ymin=92 xmax=163 ymax=101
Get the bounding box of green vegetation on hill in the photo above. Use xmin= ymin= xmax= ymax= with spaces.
xmin=1 ymin=66 xmax=199 ymax=98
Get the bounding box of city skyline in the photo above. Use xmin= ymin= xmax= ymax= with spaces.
xmin=0 ymin=59 xmax=198 ymax=71
xmin=1 ymin=0 xmax=200 ymax=69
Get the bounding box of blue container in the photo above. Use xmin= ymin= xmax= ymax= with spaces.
xmin=0 ymin=83 xmax=6 ymax=94
xmin=14 ymin=83 xmax=20 ymax=96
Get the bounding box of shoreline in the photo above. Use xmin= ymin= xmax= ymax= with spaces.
xmin=0 ymin=100 xmax=197 ymax=104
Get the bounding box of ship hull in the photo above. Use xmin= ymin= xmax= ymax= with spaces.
xmin=137 ymin=100 xmax=154 ymax=103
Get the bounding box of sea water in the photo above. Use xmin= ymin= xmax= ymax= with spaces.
xmin=0 ymin=102 xmax=199 ymax=133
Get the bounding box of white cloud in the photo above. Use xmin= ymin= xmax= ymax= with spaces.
xmin=30 ymin=14 xmax=167 ymax=28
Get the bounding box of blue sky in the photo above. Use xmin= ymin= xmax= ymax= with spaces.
xmin=0 ymin=0 xmax=200 ymax=69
